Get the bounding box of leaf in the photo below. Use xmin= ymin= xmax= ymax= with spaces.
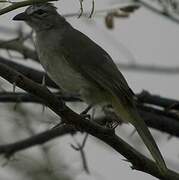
xmin=120 ymin=4 xmax=140 ymax=13
xmin=105 ymin=13 xmax=114 ymax=29
xmin=104 ymin=4 xmax=140 ymax=29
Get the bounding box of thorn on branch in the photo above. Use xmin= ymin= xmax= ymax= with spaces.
xmin=41 ymin=73 xmax=47 ymax=113
xmin=1 ymin=155 xmax=17 ymax=167
xmin=13 ymin=74 xmax=23 ymax=87
xmin=166 ymin=103 xmax=179 ymax=111
xmin=13 ymin=81 xmax=16 ymax=93
xmin=167 ymin=135 xmax=172 ymax=141
xmin=122 ymin=158 xmax=130 ymax=162
xmin=6 ymin=49 xmax=13 ymax=59
xmin=3 ymin=148 xmax=15 ymax=160
xmin=52 ymin=122 xmax=65 ymax=130
xmin=129 ymin=129 xmax=137 ymax=137
xmin=80 ymin=105 xmax=92 ymax=115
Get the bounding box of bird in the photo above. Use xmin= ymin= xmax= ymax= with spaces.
xmin=13 ymin=3 xmax=167 ymax=173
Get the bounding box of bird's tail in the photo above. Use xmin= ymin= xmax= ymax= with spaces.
xmin=111 ymin=96 xmax=167 ymax=173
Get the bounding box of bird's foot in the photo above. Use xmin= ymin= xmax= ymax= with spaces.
xmin=80 ymin=105 xmax=92 ymax=120
xmin=105 ymin=121 xmax=119 ymax=129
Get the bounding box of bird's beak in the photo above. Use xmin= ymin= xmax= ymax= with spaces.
xmin=13 ymin=12 xmax=28 ymax=21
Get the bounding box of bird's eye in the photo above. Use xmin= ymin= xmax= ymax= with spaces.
xmin=35 ymin=9 xmax=47 ymax=15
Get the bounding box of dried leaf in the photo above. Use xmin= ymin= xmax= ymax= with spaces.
xmin=112 ymin=11 xmax=129 ymax=18
xmin=120 ymin=4 xmax=140 ymax=13
xmin=105 ymin=13 xmax=114 ymax=29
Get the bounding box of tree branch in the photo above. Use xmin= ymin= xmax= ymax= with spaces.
xmin=0 ymin=124 xmax=76 ymax=158
xmin=137 ymin=0 xmax=179 ymax=25
xmin=0 ymin=56 xmax=58 ymax=88
xmin=96 ymin=104 xmax=179 ymax=138
xmin=0 ymin=91 xmax=81 ymax=103
xmin=0 ymin=39 xmax=38 ymax=61
xmin=0 ymin=84 xmax=179 ymax=138
xmin=139 ymin=105 xmax=179 ymax=137
xmin=0 ymin=0 xmax=57 ymax=16
xmin=137 ymin=90 xmax=179 ymax=109
xmin=117 ymin=62 xmax=179 ymax=74
xmin=1 ymin=57 xmax=179 ymax=138
xmin=1 ymin=91 xmax=179 ymax=137
xmin=0 ymin=58 xmax=178 ymax=179
xmin=1 ymin=56 xmax=179 ymax=97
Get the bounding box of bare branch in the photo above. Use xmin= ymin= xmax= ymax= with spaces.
xmin=137 ymin=90 xmax=179 ymax=109
xmin=0 ymin=0 xmax=57 ymax=16
xmin=0 ymin=38 xmax=38 ymax=61
xmin=138 ymin=105 xmax=179 ymax=137
xmin=78 ymin=0 xmax=84 ymax=18
xmin=71 ymin=134 xmax=90 ymax=174
xmin=0 ymin=56 xmax=58 ymax=88
xmin=1 ymin=57 xmax=179 ymax=138
xmin=1 ymin=55 xmax=179 ymax=95
xmin=0 ymin=92 xmax=81 ymax=103
xmin=1 ymin=90 xmax=179 ymax=137
xmin=0 ymin=60 xmax=178 ymax=179
xmin=117 ymin=62 xmax=179 ymax=74
xmin=89 ymin=0 xmax=95 ymax=18
xmin=137 ymin=0 xmax=179 ymax=25
xmin=0 ymin=124 xmax=76 ymax=158
xmin=63 ymin=3 xmax=140 ymax=18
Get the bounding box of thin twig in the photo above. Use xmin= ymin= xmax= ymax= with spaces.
xmin=63 ymin=3 xmax=139 ymax=18
xmin=78 ymin=0 xmax=84 ymax=18
xmin=0 ymin=56 xmax=58 ymax=88
xmin=71 ymin=134 xmax=90 ymax=174
xmin=0 ymin=0 xmax=57 ymax=16
xmin=137 ymin=0 xmax=179 ymax=25
xmin=117 ymin=62 xmax=179 ymax=74
xmin=89 ymin=0 xmax=95 ymax=18
xmin=0 ymin=124 xmax=76 ymax=158
xmin=0 ymin=62 xmax=178 ymax=179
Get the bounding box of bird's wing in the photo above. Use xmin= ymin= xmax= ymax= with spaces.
xmin=60 ymin=28 xmax=134 ymax=106
xmin=60 ymin=29 xmax=167 ymax=172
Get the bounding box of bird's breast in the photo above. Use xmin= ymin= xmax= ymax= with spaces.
xmin=35 ymin=34 xmax=109 ymax=105
xmin=38 ymin=47 xmax=90 ymax=93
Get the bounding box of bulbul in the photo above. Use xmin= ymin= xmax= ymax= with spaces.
xmin=13 ymin=3 xmax=167 ymax=172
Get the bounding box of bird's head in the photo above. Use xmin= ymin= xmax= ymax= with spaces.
xmin=13 ymin=3 xmax=65 ymax=31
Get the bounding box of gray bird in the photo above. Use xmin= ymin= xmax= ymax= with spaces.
xmin=13 ymin=3 xmax=167 ymax=173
